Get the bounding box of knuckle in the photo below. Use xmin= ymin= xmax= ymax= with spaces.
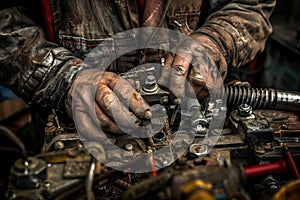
xmin=174 ymin=65 xmax=186 ymax=75
xmin=102 ymin=92 xmax=117 ymax=112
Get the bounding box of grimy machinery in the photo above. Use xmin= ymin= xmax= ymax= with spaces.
xmin=2 ymin=66 xmax=300 ymax=200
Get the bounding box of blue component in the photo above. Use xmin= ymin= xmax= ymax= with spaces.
xmin=0 ymin=85 xmax=16 ymax=102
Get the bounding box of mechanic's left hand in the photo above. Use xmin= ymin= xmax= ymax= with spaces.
xmin=159 ymin=35 xmax=227 ymax=103
xmin=65 ymin=69 xmax=151 ymax=138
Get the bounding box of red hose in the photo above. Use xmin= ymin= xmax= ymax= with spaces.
xmin=245 ymin=159 xmax=288 ymax=180
xmin=41 ymin=0 xmax=55 ymax=42
xmin=284 ymin=150 xmax=300 ymax=179
xmin=150 ymin=154 xmax=157 ymax=176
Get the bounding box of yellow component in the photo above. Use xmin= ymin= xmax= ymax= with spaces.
xmin=182 ymin=180 xmax=213 ymax=195
xmin=95 ymin=161 xmax=102 ymax=174
xmin=273 ymin=179 xmax=300 ymax=200
xmin=280 ymin=143 xmax=287 ymax=147
xmin=44 ymin=153 xmax=90 ymax=163
xmin=147 ymin=146 xmax=153 ymax=153
xmin=188 ymin=190 xmax=214 ymax=200
xmin=38 ymin=154 xmax=70 ymax=163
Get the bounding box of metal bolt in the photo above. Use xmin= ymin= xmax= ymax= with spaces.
xmin=254 ymin=145 xmax=265 ymax=154
xmin=108 ymin=136 xmax=116 ymax=144
xmin=189 ymin=144 xmax=208 ymax=156
xmin=215 ymin=99 xmax=224 ymax=107
xmin=264 ymin=176 xmax=279 ymax=189
xmin=161 ymin=57 xmax=165 ymax=65
xmin=143 ymin=75 xmax=158 ymax=93
xmin=146 ymin=75 xmax=156 ymax=83
xmin=238 ymin=104 xmax=252 ymax=117
xmin=54 ymin=141 xmax=64 ymax=150
xmin=46 ymin=122 xmax=54 ymax=127
xmin=269 ymin=183 xmax=278 ymax=189
xmin=217 ymin=154 xmax=226 ymax=166
xmin=211 ymin=129 xmax=222 ymax=136
xmin=44 ymin=181 xmax=51 ymax=188
xmin=196 ymin=124 xmax=206 ymax=133
xmin=263 ymin=143 xmax=272 ymax=150
xmin=125 ymin=144 xmax=133 ymax=151
xmin=160 ymin=96 xmax=169 ymax=104
xmin=192 ymin=118 xmax=208 ymax=127
xmin=281 ymin=124 xmax=288 ymax=130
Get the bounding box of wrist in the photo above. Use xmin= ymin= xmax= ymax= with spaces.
xmin=189 ymin=33 xmax=228 ymax=79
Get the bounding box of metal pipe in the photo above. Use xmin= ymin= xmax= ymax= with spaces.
xmin=283 ymin=146 xmax=300 ymax=179
xmin=85 ymin=157 xmax=96 ymax=200
xmin=55 ymin=168 xmax=122 ymax=200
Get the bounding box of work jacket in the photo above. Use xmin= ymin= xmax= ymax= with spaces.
xmin=0 ymin=0 xmax=275 ymax=110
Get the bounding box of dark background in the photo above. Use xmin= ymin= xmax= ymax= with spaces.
xmin=238 ymin=0 xmax=300 ymax=91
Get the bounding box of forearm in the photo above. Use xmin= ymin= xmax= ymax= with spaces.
xmin=0 ymin=7 xmax=84 ymax=109
xmin=194 ymin=0 xmax=276 ymax=68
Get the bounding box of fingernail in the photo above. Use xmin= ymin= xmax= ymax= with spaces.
xmin=175 ymin=65 xmax=186 ymax=75
xmin=144 ymin=110 xmax=152 ymax=119
xmin=194 ymin=74 xmax=205 ymax=84
xmin=194 ymin=73 xmax=205 ymax=81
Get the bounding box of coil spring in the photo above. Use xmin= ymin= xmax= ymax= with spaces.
xmin=225 ymin=86 xmax=276 ymax=109
xmin=223 ymin=86 xmax=300 ymax=111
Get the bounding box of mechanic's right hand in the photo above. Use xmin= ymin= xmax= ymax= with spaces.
xmin=65 ymin=69 xmax=151 ymax=136
xmin=158 ymin=35 xmax=227 ymax=104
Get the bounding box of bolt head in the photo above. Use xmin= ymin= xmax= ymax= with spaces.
xmin=54 ymin=141 xmax=64 ymax=150
xmin=238 ymin=104 xmax=252 ymax=117
xmin=125 ymin=144 xmax=133 ymax=151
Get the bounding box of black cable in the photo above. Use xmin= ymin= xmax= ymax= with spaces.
xmin=0 ymin=125 xmax=28 ymax=161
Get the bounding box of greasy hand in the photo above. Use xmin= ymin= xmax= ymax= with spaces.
xmin=66 ymin=69 xmax=151 ymax=137
xmin=159 ymin=35 xmax=227 ymax=103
